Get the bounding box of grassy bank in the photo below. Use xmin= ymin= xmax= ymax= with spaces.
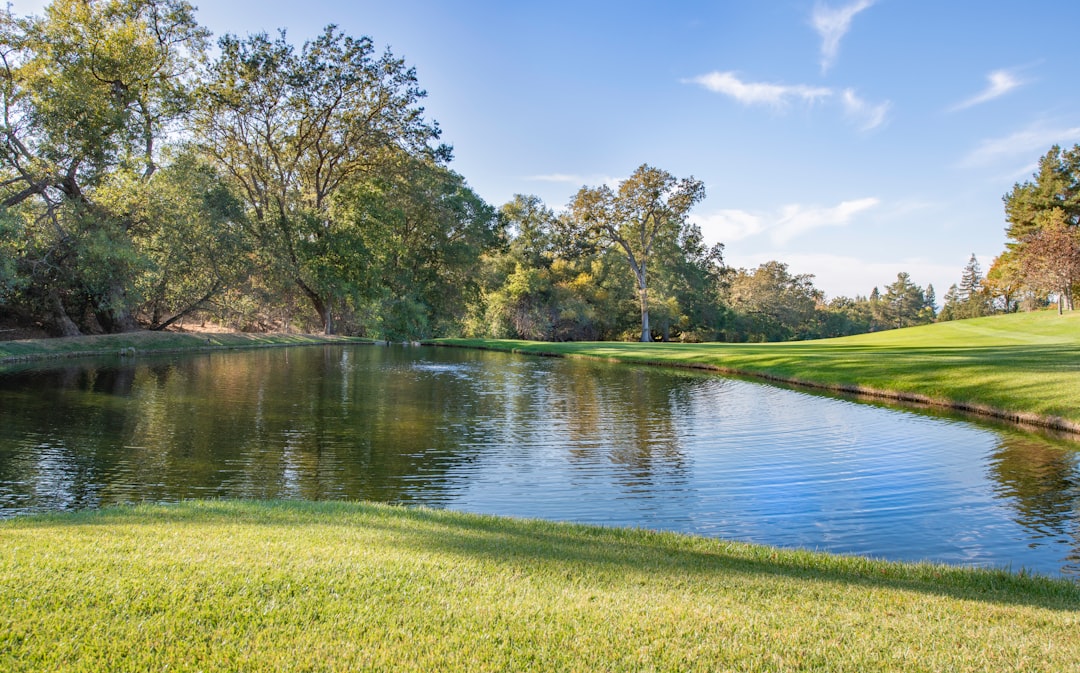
xmin=437 ymin=310 xmax=1080 ymax=432
xmin=0 ymin=330 xmax=368 ymax=364
xmin=1 ymin=500 xmax=1077 ymax=672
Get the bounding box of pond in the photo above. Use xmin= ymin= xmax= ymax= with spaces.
xmin=1 ymin=344 xmax=1078 ymax=577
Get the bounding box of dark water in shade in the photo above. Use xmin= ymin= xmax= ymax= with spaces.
xmin=1 ymin=345 xmax=1078 ymax=577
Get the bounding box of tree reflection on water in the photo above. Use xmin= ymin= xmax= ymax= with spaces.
xmin=1 ymin=345 xmax=1079 ymax=576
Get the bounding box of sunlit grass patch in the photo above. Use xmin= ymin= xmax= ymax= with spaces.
xmin=1 ymin=500 xmax=1078 ymax=672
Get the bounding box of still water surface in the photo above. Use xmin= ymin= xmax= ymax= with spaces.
xmin=1 ymin=345 xmax=1078 ymax=576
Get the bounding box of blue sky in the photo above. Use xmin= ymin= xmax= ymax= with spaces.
xmin=12 ymin=1 xmax=1080 ymax=300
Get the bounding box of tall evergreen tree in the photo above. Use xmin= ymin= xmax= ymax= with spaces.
xmin=956 ymin=253 xmax=990 ymax=318
xmin=1002 ymin=145 xmax=1080 ymax=311
xmin=958 ymin=254 xmax=983 ymax=302
xmin=881 ymin=272 xmax=929 ymax=329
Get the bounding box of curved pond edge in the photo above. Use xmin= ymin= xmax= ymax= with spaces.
xmin=430 ymin=341 xmax=1080 ymax=437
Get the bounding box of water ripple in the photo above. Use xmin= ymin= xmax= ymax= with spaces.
xmin=1 ymin=346 xmax=1079 ymax=576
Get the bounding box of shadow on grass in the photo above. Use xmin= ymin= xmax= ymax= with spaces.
xmin=11 ymin=500 xmax=1079 ymax=612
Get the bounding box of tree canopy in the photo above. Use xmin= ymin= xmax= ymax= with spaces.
xmin=999 ymin=144 xmax=1080 ymax=312
xmin=2 ymin=1 xmax=1037 ymax=343
xmin=570 ymin=164 xmax=705 ymax=342
xmin=0 ymin=0 xmax=208 ymax=334
xmin=196 ymin=25 xmax=446 ymax=334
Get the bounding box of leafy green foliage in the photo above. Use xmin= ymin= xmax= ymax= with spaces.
xmin=130 ymin=150 xmax=251 ymax=329
xmin=465 ymin=195 xmax=636 ymax=341
xmin=196 ymin=26 xmax=448 ymax=334
xmin=725 ymin=261 xmax=822 ymax=341
xmin=1002 ymin=144 xmax=1080 ymax=311
xmin=335 ymin=154 xmax=501 ymax=340
xmin=0 ymin=0 xmax=208 ymax=334
xmin=877 ymin=271 xmax=934 ymax=329
xmin=571 ymin=164 xmax=706 ymax=342
xmin=940 ymin=255 xmax=993 ymax=321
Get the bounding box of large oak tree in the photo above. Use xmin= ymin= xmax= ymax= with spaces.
xmin=0 ymin=0 xmax=208 ymax=334
xmin=571 ymin=164 xmax=704 ymax=342
xmin=196 ymin=26 xmax=444 ymax=334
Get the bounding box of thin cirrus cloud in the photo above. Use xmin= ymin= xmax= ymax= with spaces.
xmin=948 ymin=69 xmax=1024 ymax=112
xmin=811 ymin=0 xmax=875 ymax=73
xmin=959 ymin=122 xmax=1080 ymax=168
xmin=691 ymin=197 xmax=881 ymax=246
xmin=686 ymin=71 xmax=889 ymax=130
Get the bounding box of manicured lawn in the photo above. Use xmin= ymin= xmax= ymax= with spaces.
xmin=437 ymin=310 xmax=1080 ymax=430
xmin=1 ymin=500 xmax=1077 ymax=672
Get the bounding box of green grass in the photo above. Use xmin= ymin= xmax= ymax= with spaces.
xmin=1 ymin=500 xmax=1077 ymax=672
xmin=436 ymin=310 xmax=1080 ymax=431
xmin=0 ymin=330 xmax=368 ymax=364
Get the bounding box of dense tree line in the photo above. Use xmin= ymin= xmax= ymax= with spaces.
xmin=936 ymin=144 xmax=1080 ymax=321
xmin=461 ymin=179 xmax=938 ymax=342
xmin=7 ymin=1 xmax=1025 ymax=344
xmin=999 ymin=144 xmax=1080 ymax=313
xmin=0 ymin=0 xmax=498 ymax=339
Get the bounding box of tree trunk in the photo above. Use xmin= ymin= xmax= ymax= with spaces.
xmin=150 ymin=283 xmax=222 ymax=331
xmin=296 ymin=278 xmax=335 ymax=335
xmin=49 ymin=290 xmax=81 ymax=337
xmin=95 ymin=282 xmax=140 ymax=333
xmin=323 ymin=307 xmax=335 ymax=335
xmin=638 ymin=270 xmax=651 ymax=343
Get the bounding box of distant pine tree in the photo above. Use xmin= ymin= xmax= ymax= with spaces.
xmin=958 ymin=254 xmax=983 ymax=302
xmin=957 ymin=254 xmax=991 ymax=318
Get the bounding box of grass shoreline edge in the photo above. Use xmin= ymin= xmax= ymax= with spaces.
xmin=0 ymin=330 xmax=370 ymax=365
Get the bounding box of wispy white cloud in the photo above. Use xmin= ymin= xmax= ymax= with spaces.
xmin=689 ymin=210 xmax=766 ymax=242
xmin=949 ymin=69 xmax=1025 ymax=111
xmin=692 ymin=197 xmax=880 ymax=246
xmin=840 ymin=88 xmax=890 ymax=131
xmin=685 ymin=71 xmax=831 ymax=107
xmin=686 ymin=73 xmax=889 ymax=131
xmin=772 ymin=198 xmax=880 ymax=244
xmin=959 ymin=122 xmax=1080 ymax=168
xmin=811 ymin=0 xmax=875 ymax=73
